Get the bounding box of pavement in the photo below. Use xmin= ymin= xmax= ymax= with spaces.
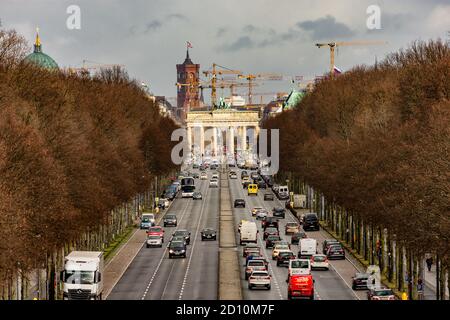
xmin=106 ymin=172 xmax=220 ymax=300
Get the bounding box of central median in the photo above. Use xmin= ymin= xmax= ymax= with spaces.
xmin=218 ymin=166 xmax=243 ymax=300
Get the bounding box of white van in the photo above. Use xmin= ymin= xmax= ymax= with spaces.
xmin=298 ymin=238 xmax=317 ymax=258
xmin=240 ymin=221 xmax=258 ymax=245
xmin=277 ymin=185 xmax=289 ymax=200
xmin=287 ymin=259 xmax=311 ymax=281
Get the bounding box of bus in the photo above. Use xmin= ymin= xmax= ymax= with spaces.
xmin=181 ymin=177 xmax=195 ymax=198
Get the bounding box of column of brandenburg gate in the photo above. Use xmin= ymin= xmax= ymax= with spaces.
xmin=185 ymin=109 xmax=260 ymax=157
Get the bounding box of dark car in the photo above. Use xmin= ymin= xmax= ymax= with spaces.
xmin=192 ymin=191 xmax=202 ymax=200
xmin=326 ymin=244 xmax=345 ymax=260
xmin=352 ymin=273 xmax=370 ymax=290
xmin=367 ymin=287 xmax=396 ymax=300
xmin=201 ymin=228 xmax=217 ymax=241
xmin=170 ymin=235 xmax=187 ymax=245
xmin=266 ymin=235 xmax=282 ymax=249
xmin=193 ymin=163 xmax=199 ymax=169
xmin=276 ymin=251 xmax=296 ymax=267
xmin=241 ymin=171 xmax=248 ymax=179
xmin=165 ymin=191 xmax=176 ymax=201
xmin=302 ymin=213 xmax=320 ymax=231
xmin=243 ymin=243 xmax=261 ymax=257
xmin=163 ymin=214 xmax=177 ymax=227
xmin=272 ymin=207 xmax=286 ymax=219
xmin=322 ymin=239 xmax=340 ymax=254
xmin=262 ymin=217 xmax=279 ymax=230
xmin=291 ymin=231 xmax=308 ymax=245
xmin=234 ymin=199 xmax=246 ymax=208
xmin=192 ymin=172 xmax=200 ymax=179
xmin=173 ymin=229 xmax=191 ymax=245
xmin=264 ymin=193 xmax=274 ymax=201
xmin=242 ymin=180 xmax=251 ymax=189
xmin=263 ymin=227 xmax=279 ymax=240
xmin=168 ymin=241 xmax=186 ymax=258
xmin=257 ymin=180 xmax=267 ymax=189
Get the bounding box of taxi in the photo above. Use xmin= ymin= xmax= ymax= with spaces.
xmin=247 ymin=183 xmax=258 ymax=196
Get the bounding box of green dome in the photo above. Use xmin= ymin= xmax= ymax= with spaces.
xmin=24 ymin=31 xmax=58 ymax=70
xmin=283 ymin=89 xmax=305 ymax=110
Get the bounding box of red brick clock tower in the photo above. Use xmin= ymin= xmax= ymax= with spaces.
xmin=176 ymin=48 xmax=200 ymax=120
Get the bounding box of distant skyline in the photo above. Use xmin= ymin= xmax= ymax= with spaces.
xmin=2 ymin=0 xmax=449 ymax=104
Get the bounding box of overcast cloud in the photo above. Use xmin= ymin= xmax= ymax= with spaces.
xmin=1 ymin=0 xmax=449 ymax=104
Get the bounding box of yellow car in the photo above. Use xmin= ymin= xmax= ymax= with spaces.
xmin=247 ymin=183 xmax=258 ymax=196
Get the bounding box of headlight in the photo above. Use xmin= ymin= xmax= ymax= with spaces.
xmin=181 ymin=250 xmax=186 ymax=253
xmin=169 ymin=250 xmax=174 ymax=253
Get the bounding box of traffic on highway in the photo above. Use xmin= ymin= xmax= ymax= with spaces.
xmin=103 ymin=153 xmax=390 ymax=300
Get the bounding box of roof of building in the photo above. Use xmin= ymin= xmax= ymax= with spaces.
xmin=181 ymin=48 xmax=194 ymax=65
xmin=24 ymin=29 xmax=59 ymax=70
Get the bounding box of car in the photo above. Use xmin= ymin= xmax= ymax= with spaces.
xmin=245 ymin=260 xmax=267 ymax=280
xmin=163 ymin=214 xmax=177 ymax=227
xmin=367 ymin=287 xmax=396 ymax=300
xmin=250 ymin=172 xmax=259 ymax=180
xmin=251 ymin=207 xmax=263 ymax=217
xmin=209 ymin=179 xmax=219 ymax=188
xmin=241 ymin=171 xmax=248 ymax=179
xmin=146 ymin=235 xmax=163 ymax=248
xmin=229 ymin=171 xmax=237 ymax=178
xmin=168 ymin=241 xmax=187 ymax=258
xmin=288 ymin=274 xmax=314 ymax=300
xmin=247 ymin=183 xmax=258 ymax=196
xmin=272 ymin=207 xmax=286 ymax=219
xmin=271 ymin=184 xmax=279 ymax=194
xmin=272 ymin=244 xmax=291 ymax=260
xmin=302 ymin=213 xmax=320 ymax=231
xmin=322 ymin=239 xmax=340 ymax=254
xmin=265 ymin=235 xmax=282 ymax=249
xmin=140 ymin=213 xmax=155 ymax=229
xmin=264 ymin=193 xmax=274 ymax=201
xmin=165 ymin=191 xmax=176 ymax=201
xmin=248 ymin=270 xmax=272 ymax=290
xmin=147 ymin=226 xmax=164 ymax=242
xmin=192 ymin=163 xmax=199 ymax=169
xmin=192 ymin=191 xmax=202 ymax=200
xmin=263 ymin=227 xmax=279 ymax=240
xmin=234 ymin=199 xmax=246 ymax=208
xmin=242 ymin=177 xmax=251 ymax=188
xmin=248 ymin=256 xmax=269 ymax=268
xmin=172 ymin=229 xmax=191 ymax=245
xmin=276 ymin=251 xmax=296 ymax=267
xmin=243 ymin=244 xmax=261 ymax=257
xmin=200 ymin=172 xmax=208 ymax=180
xmin=310 ymin=254 xmax=329 ymax=270
xmin=172 ymin=181 xmax=181 ymax=192
xmin=212 ymin=173 xmax=219 ymax=180
xmin=291 ymin=231 xmax=308 ymax=245
xmin=326 ymin=244 xmax=346 ymax=260
xmin=256 ymin=209 xmax=269 ymax=220
xmin=285 ymin=222 xmax=300 ymax=235
xmin=192 ymin=172 xmax=199 ymax=179
xmin=263 ymin=217 xmax=279 ymax=230
xmin=257 ymin=180 xmax=267 ymax=189
xmin=158 ymin=198 xmax=170 ymax=209
xmin=352 ymin=273 xmax=370 ymax=290
xmin=200 ymin=228 xmax=217 ymax=241
xmin=170 ymin=235 xmax=187 ymax=245
xmin=287 ymin=259 xmax=312 ymax=281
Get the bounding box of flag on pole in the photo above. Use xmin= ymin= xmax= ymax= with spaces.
xmin=187 ymin=41 xmax=193 ymax=49
xmin=333 ymin=66 xmax=342 ymax=74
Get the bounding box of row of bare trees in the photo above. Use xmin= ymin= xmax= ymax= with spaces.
xmin=264 ymin=39 xmax=449 ymax=298
xmin=0 ymin=28 xmax=179 ymax=298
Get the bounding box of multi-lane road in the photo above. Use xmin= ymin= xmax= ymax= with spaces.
xmin=108 ymin=166 xmax=368 ymax=300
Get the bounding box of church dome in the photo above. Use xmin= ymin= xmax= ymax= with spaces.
xmin=24 ymin=29 xmax=59 ymax=70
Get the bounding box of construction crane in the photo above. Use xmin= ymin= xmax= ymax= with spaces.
xmin=315 ymin=41 xmax=387 ymax=78
xmin=70 ymin=59 xmax=125 ymax=75
xmin=203 ymin=63 xmax=242 ymax=106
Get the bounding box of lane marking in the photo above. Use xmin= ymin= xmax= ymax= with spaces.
xmin=178 ymin=175 xmax=212 ymax=300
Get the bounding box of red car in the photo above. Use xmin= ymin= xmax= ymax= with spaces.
xmin=288 ymin=274 xmax=314 ymax=300
xmin=147 ymin=226 xmax=164 ymax=242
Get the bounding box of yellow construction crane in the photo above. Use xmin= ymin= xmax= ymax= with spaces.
xmin=315 ymin=41 xmax=387 ymax=77
xmin=237 ymin=73 xmax=290 ymax=104
xmin=70 ymin=59 xmax=125 ymax=74
xmin=203 ymin=63 xmax=242 ymax=106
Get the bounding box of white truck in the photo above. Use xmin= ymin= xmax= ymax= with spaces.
xmin=60 ymin=251 xmax=104 ymax=300
xmin=298 ymin=238 xmax=317 ymax=258
xmin=240 ymin=221 xmax=258 ymax=245
xmin=293 ymin=194 xmax=307 ymax=209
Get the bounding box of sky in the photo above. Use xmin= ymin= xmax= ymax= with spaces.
xmin=1 ymin=0 xmax=449 ymax=104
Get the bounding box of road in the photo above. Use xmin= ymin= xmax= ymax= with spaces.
xmin=107 ymin=171 xmax=220 ymax=300
xmin=229 ymin=167 xmax=367 ymax=300
xmin=108 ymin=166 xmax=370 ymax=300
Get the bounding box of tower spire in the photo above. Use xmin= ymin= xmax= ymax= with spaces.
xmin=34 ymin=27 xmax=42 ymax=53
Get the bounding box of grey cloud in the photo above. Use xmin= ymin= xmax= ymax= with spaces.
xmin=167 ymin=13 xmax=188 ymax=21
xmin=220 ymin=36 xmax=255 ymax=51
xmin=369 ymin=12 xmax=413 ymax=32
xmin=145 ymin=20 xmax=162 ymax=32
xmin=217 ymin=27 xmax=227 ymax=37
xmin=243 ymin=25 xmax=257 ymax=33
xmin=297 ymin=15 xmax=355 ymax=40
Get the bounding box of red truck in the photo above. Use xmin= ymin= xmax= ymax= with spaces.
xmin=287 ymin=274 xmax=314 ymax=300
